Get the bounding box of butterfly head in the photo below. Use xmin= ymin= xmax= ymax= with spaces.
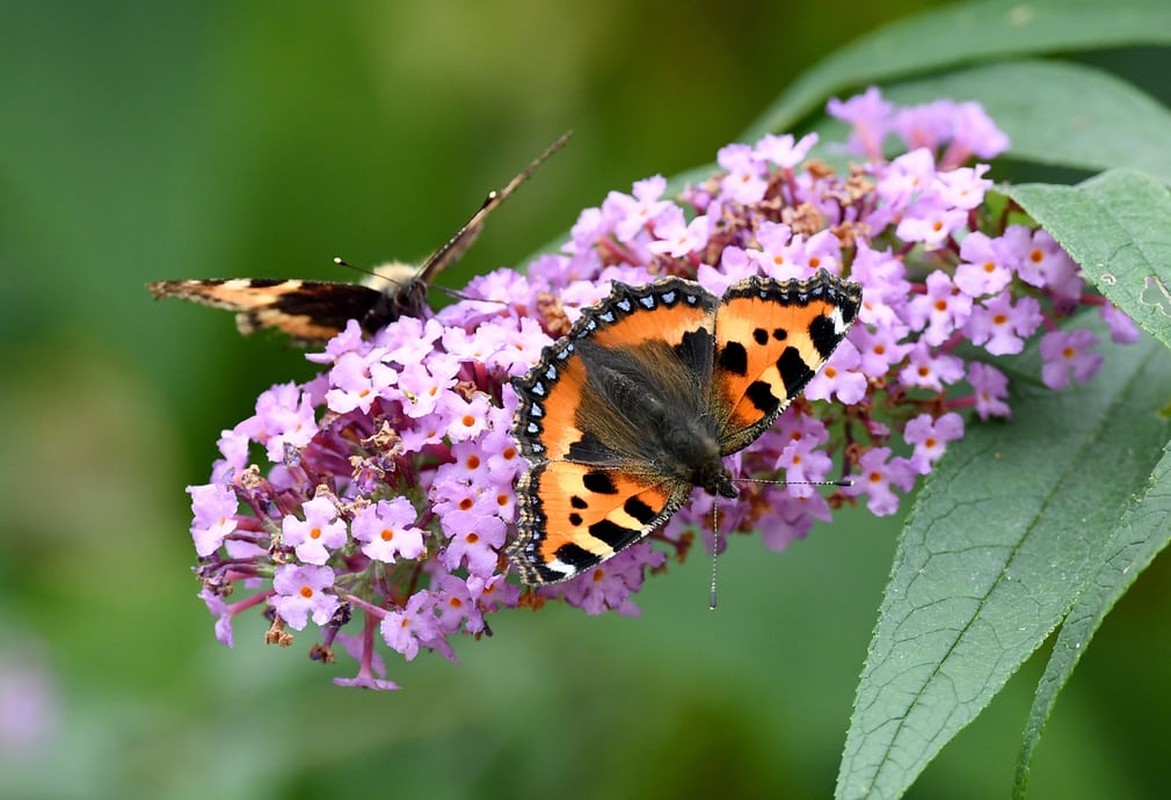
xmin=695 ymin=458 xmax=738 ymax=500
xmin=363 ymin=276 xmax=427 ymax=331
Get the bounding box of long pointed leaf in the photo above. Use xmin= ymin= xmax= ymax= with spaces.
xmin=1013 ymin=441 xmax=1171 ymax=797
xmin=836 ymin=331 xmax=1171 ymax=800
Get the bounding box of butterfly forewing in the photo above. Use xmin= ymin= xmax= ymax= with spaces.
xmin=146 ymin=278 xmax=381 ymax=341
xmin=712 ymin=273 xmax=861 ymax=454
xmin=587 ymin=280 xmax=716 ymax=351
xmin=512 ymin=277 xmax=718 ymax=463
xmin=513 ymin=350 xmax=591 ymax=462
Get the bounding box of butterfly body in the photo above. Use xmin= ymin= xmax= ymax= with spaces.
xmin=508 ymin=271 xmax=861 ymax=584
xmin=148 ymin=132 xmax=571 ymax=342
xmin=569 ymin=335 xmax=737 ymax=499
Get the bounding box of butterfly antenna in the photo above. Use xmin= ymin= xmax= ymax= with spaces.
xmin=708 ymin=476 xmax=851 ymax=609
xmin=430 ymin=284 xmax=513 ymax=309
xmin=709 ymin=502 xmax=720 ymax=611
xmin=734 ymin=477 xmax=854 ymax=488
xmin=414 ymin=130 xmax=574 ymax=284
xmin=332 ymin=256 xmax=390 ymax=283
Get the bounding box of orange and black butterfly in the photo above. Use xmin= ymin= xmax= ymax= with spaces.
xmin=508 ymin=271 xmax=861 ymax=584
xmin=148 ymin=131 xmax=571 ymax=342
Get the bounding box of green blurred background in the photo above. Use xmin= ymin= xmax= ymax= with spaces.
xmin=2 ymin=2 xmax=1169 ymax=798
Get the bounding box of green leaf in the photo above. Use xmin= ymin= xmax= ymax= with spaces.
xmin=1013 ymin=440 xmax=1171 ymax=798
xmin=835 ymin=330 xmax=1171 ymax=800
xmin=1006 ymin=170 xmax=1171 ymax=350
xmin=742 ymin=0 xmax=1171 ymax=141
xmin=883 ymin=60 xmax=1171 ymax=185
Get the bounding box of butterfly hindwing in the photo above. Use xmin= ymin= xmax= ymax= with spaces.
xmin=512 ymin=460 xmax=691 ymax=583
xmin=712 ymin=273 xmax=861 ymax=454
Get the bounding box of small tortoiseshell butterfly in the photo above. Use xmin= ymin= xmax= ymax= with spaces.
xmin=508 ymin=270 xmax=862 ymax=584
xmin=148 ymin=131 xmax=571 ymax=342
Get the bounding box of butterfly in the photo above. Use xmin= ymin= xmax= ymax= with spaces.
xmin=148 ymin=131 xmax=572 ymax=342
xmin=507 ymin=270 xmax=862 ymax=584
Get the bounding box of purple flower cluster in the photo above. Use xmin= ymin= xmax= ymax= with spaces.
xmin=186 ymin=88 xmax=1139 ymax=689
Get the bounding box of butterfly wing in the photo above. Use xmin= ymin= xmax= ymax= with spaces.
xmin=712 ymin=271 xmax=861 ymax=454
xmin=511 ymin=461 xmax=692 ymax=583
xmin=408 ymin=131 xmax=574 ymax=292
xmin=509 ymin=277 xmax=719 ymax=584
xmin=147 ymin=278 xmax=381 ymax=342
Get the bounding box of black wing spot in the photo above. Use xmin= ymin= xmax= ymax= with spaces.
xmin=568 ymin=512 xmax=583 ymax=527
xmin=582 ymin=470 xmax=619 ymax=495
xmin=752 ymin=327 xmax=768 ymax=345
xmin=746 ymin=380 xmax=780 ymax=415
xmin=776 ymin=347 xmax=816 ymax=396
xmin=673 ymin=327 xmax=715 ymax=374
xmin=567 ymin=431 xmax=617 ymax=463
xmin=809 ymin=314 xmax=839 ymax=360
xmin=624 ymin=496 xmax=657 ymax=525
xmin=717 ymin=341 xmax=748 ymax=376
xmin=570 ymin=495 xmax=588 ymax=509
xmin=554 ymin=542 xmax=599 ymax=571
xmin=589 ymin=519 xmax=636 ymax=549
xmin=773 ymin=327 xmax=788 ymax=342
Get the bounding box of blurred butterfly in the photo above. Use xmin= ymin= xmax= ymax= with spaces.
xmin=148 ymin=131 xmax=571 ymax=342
